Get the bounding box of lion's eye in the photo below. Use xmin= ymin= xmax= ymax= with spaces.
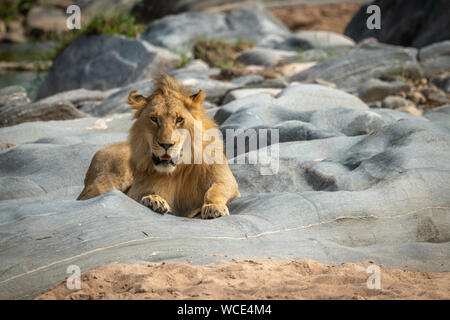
xmin=176 ymin=117 xmax=184 ymax=123
xmin=150 ymin=116 xmax=158 ymax=123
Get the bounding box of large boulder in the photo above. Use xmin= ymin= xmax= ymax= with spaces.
xmin=140 ymin=5 xmax=290 ymax=52
xmin=276 ymin=31 xmax=355 ymax=51
xmin=36 ymin=35 xmax=180 ymax=100
xmin=0 ymin=99 xmax=87 ymax=128
xmin=290 ymin=43 xmax=422 ymax=93
xmin=344 ymin=0 xmax=450 ymax=48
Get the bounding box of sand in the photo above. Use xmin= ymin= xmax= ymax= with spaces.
xmin=36 ymin=259 xmax=450 ymax=300
xmin=270 ymin=2 xmax=363 ymax=33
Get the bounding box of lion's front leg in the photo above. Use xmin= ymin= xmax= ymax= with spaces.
xmin=201 ymin=180 xmax=239 ymax=219
xmin=201 ymin=203 xmax=229 ymax=219
xmin=141 ymin=194 xmax=171 ymax=214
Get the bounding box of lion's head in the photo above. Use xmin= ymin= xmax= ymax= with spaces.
xmin=127 ymin=75 xmax=219 ymax=175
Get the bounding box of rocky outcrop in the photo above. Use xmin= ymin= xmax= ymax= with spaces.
xmin=0 ymin=91 xmax=449 ymax=299
xmin=36 ymin=35 xmax=180 ymax=100
xmin=140 ymin=5 xmax=290 ymax=52
xmin=290 ymin=43 xmax=422 ymax=93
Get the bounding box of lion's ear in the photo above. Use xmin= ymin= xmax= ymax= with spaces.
xmin=190 ymin=90 xmax=205 ymax=104
xmin=127 ymin=90 xmax=147 ymax=117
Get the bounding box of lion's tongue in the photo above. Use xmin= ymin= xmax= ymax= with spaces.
xmin=160 ymin=154 xmax=171 ymax=161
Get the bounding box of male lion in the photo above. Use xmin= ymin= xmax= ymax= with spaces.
xmin=77 ymin=75 xmax=240 ymax=219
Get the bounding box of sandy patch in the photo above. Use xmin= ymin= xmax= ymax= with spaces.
xmin=37 ymin=259 xmax=449 ymax=300
xmin=270 ymin=2 xmax=363 ymax=33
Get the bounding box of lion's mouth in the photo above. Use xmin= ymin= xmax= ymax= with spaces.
xmin=152 ymin=153 xmax=176 ymax=166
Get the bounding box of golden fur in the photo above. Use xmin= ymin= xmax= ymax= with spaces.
xmin=78 ymin=75 xmax=240 ymax=219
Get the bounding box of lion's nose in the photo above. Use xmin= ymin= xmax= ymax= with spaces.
xmin=158 ymin=142 xmax=174 ymax=150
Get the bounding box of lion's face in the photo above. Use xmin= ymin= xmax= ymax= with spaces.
xmin=137 ymin=94 xmax=194 ymax=174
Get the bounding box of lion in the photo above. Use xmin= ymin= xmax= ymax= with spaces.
xmin=77 ymin=75 xmax=240 ymax=219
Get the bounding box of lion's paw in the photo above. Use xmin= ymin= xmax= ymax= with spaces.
xmin=141 ymin=194 xmax=171 ymax=214
xmin=201 ymin=203 xmax=229 ymax=219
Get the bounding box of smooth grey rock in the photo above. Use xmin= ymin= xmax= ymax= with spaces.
xmin=36 ymin=88 xmax=108 ymax=107
xmin=169 ymin=59 xmax=220 ymax=79
xmin=230 ymin=74 xmax=265 ymax=86
xmin=419 ymin=41 xmax=450 ymax=76
xmin=91 ymin=79 xmax=156 ymax=117
xmin=424 ymin=104 xmax=450 ymax=127
xmin=236 ymin=47 xmax=297 ymax=66
xmin=358 ymin=78 xmax=411 ymax=102
xmin=431 ymin=74 xmax=450 ymax=93
xmin=223 ymin=5 xmax=290 ymax=43
xmin=294 ymin=48 xmax=330 ymax=62
xmin=276 ymin=31 xmax=355 ymax=51
xmin=222 ymin=88 xmax=281 ymax=105
xmin=140 ymin=5 xmax=289 ymax=52
xmin=291 ymin=43 xmax=422 ymax=93
xmin=36 ymin=35 xmax=180 ymax=100
xmin=0 ymin=104 xmax=449 ymax=299
xmin=0 ymin=114 xmax=131 ymax=145
xmin=381 ymin=96 xmax=410 ymax=109
xmin=177 ymin=77 xmax=238 ymax=105
xmin=0 ymin=100 xmax=87 ymax=128
xmin=140 ymin=12 xmax=228 ymax=52
xmin=344 ymin=0 xmax=450 ymax=48
xmin=273 ymin=84 xmax=368 ymax=111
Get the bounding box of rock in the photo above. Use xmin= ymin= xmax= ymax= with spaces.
xmin=424 ymin=104 xmax=450 ymax=126
xmin=92 ymin=79 xmax=155 ymax=117
xmin=0 ymin=100 xmax=87 ymax=128
xmin=140 ymin=5 xmax=290 ymax=52
xmin=431 ymin=74 xmax=450 ymax=93
xmin=419 ymin=41 xmax=450 ymax=76
xmin=344 ymin=0 xmax=450 ymax=48
xmin=215 ymin=84 xmax=368 ymax=126
xmin=295 ymin=48 xmax=329 ymax=62
xmin=26 ymin=6 xmax=67 ymax=34
xmin=36 ymin=88 xmax=109 ymax=107
xmin=140 ymin=12 xmax=228 ymax=52
xmin=276 ymin=31 xmax=355 ymax=51
xmin=422 ymin=88 xmax=449 ymax=105
xmin=382 ymin=96 xmax=410 ymax=109
xmin=0 ymin=114 xmax=131 ymax=146
xmin=224 ymin=5 xmax=290 ymax=44
xmin=274 ymin=84 xmax=368 ymax=111
xmin=230 ymin=74 xmax=265 ymax=86
xmin=0 ymin=90 xmax=449 ymax=299
xmin=176 ymin=77 xmax=238 ymax=105
xmin=357 ymin=78 xmax=411 ymax=102
xmin=222 ymin=88 xmax=281 ymax=105
xmin=290 ymin=43 xmax=422 ymax=93
xmin=169 ymin=59 xmax=220 ymax=80
xmin=36 ymin=35 xmax=180 ymax=100
xmin=0 ymin=85 xmax=30 ymax=109
xmin=236 ymin=47 xmax=297 ymax=66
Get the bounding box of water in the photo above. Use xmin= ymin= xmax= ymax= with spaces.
xmin=0 ymin=41 xmax=55 ymax=101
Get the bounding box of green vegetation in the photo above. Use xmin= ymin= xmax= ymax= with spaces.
xmin=173 ymin=47 xmax=193 ymax=68
xmin=0 ymin=0 xmax=35 ymax=22
xmin=192 ymin=38 xmax=254 ymax=70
